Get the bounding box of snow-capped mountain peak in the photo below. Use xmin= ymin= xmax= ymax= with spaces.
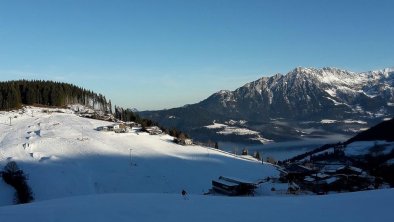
xmin=141 ymin=66 xmax=394 ymax=143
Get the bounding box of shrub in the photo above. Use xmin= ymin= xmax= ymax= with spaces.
xmin=2 ymin=161 xmax=34 ymax=204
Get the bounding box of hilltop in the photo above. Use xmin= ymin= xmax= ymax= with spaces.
xmin=0 ymin=80 xmax=111 ymax=112
xmin=0 ymin=106 xmax=279 ymax=205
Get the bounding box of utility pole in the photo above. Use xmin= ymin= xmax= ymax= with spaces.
xmin=129 ymin=148 xmax=133 ymax=166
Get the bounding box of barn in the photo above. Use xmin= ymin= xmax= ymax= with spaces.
xmin=212 ymin=176 xmax=257 ymax=196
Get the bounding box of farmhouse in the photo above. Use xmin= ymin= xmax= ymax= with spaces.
xmin=124 ymin=122 xmax=141 ymax=128
xmin=97 ymin=124 xmax=130 ymax=133
xmin=179 ymin=138 xmax=193 ymax=146
xmin=211 ymin=176 xmax=257 ymax=196
xmin=335 ymin=166 xmax=364 ymax=175
xmin=282 ymin=164 xmax=316 ymax=180
xmin=113 ymin=124 xmax=129 ymax=133
xmin=145 ymin=126 xmax=162 ymax=135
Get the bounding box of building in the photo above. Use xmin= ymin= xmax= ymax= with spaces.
xmin=113 ymin=123 xmax=129 ymax=133
xmin=282 ymin=164 xmax=316 ymax=180
xmin=179 ymin=138 xmax=193 ymax=146
xmin=145 ymin=126 xmax=162 ymax=135
xmin=211 ymin=176 xmax=257 ymax=196
xmin=125 ymin=122 xmax=141 ymax=128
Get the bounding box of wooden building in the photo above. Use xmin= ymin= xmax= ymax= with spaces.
xmin=212 ymin=176 xmax=257 ymax=196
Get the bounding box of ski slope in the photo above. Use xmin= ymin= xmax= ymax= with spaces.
xmin=0 ymin=107 xmax=279 ymax=205
xmin=0 ymin=189 xmax=392 ymax=222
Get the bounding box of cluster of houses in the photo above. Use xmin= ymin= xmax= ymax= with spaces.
xmin=97 ymin=122 xmax=141 ymax=133
xmin=280 ymin=162 xmax=377 ymax=194
xmin=96 ymin=122 xmax=195 ymax=147
xmin=97 ymin=123 xmax=166 ymax=135
xmin=144 ymin=126 xmax=163 ymax=135
xmin=173 ymin=137 xmax=193 ymax=146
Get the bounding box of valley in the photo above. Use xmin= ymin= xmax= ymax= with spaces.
xmin=0 ymin=96 xmax=392 ymax=222
xmin=141 ymin=67 xmax=394 ymax=144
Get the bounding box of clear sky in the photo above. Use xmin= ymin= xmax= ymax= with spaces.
xmin=1 ymin=0 xmax=393 ymax=110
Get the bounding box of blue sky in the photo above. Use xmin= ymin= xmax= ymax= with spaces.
xmin=0 ymin=0 xmax=393 ymax=110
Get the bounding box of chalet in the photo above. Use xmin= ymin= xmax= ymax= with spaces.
xmin=179 ymin=138 xmax=193 ymax=146
xmin=335 ymin=166 xmax=364 ymax=175
xmin=211 ymin=176 xmax=257 ymax=196
xmin=113 ymin=124 xmax=129 ymax=133
xmin=125 ymin=122 xmax=141 ymax=128
xmin=145 ymin=126 xmax=162 ymax=135
xmin=302 ymin=174 xmax=337 ymax=193
xmin=282 ymin=164 xmax=316 ymax=180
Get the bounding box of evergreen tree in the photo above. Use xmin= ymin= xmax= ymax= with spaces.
xmin=0 ymin=80 xmax=111 ymax=111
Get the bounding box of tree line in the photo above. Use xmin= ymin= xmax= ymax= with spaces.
xmin=0 ymin=80 xmax=190 ymax=141
xmin=0 ymin=80 xmax=111 ymax=112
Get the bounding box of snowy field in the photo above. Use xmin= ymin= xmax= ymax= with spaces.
xmin=0 ymin=106 xmax=393 ymax=221
xmin=0 ymin=189 xmax=392 ymax=222
xmin=0 ymin=107 xmax=279 ymax=206
xmin=205 ymin=121 xmax=273 ymax=143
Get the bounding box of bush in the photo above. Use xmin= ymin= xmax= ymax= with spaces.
xmin=2 ymin=161 xmax=34 ymax=204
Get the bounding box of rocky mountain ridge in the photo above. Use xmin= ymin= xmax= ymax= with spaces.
xmin=141 ymin=67 xmax=394 ymax=143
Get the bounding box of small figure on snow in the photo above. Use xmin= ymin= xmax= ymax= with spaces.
xmin=181 ymin=189 xmax=188 ymax=200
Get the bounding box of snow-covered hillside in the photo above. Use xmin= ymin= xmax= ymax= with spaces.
xmin=0 ymin=189 xmax=392 ymax=222
xmin=0 ymin=106 xmax=393 ymax=222
xmin=0 ymin=107 xmax=279 ymax=205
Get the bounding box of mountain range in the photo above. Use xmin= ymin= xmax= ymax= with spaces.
xmin=140 ymin=67 xmax=394 ymax=143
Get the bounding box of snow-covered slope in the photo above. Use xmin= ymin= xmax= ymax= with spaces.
xmin=0 ymin=189 xmax=392 ymax=222
xmin=1 ymin=107 xmax=393 ymax=222
xmin=0 ymin=107 xmax=278 ymax=205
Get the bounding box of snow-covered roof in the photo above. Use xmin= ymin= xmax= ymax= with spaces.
xmin=345 ymin=141 xmax=394 ymax=156
xmin=337 ymin=166 xmax=363 ymax=173
xmin=304 ymin=176 xmax=315 ymax=182
xmin=219 ymin=176 xmax=256 ymax=185
xmin=324 ymin=177 xmax=340 ymax=185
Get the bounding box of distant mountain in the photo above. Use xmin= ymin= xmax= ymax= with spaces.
xmin=141 ymin=67 xmax=394 ymax=143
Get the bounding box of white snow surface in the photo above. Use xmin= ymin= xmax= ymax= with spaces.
xmin=0 ymin=107 xmax=279 ymax=205
xmin=0 ymin=189 xmax=393 ymax=222
xmin=345 ymin=141 xmax=394 ymax=156
xmin=0 ymin=107 xmax=393 ymax=221
xmin=386 ymin=158 xmax=394 ymax=165
xmin=205 ymin=121 xmax=273 ymax=143
xmin=320 ymin=119 xmax=337 ymax=124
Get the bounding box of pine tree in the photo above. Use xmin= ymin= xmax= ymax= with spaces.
xmin=0 ymin=80 xmax=111 ymax=111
